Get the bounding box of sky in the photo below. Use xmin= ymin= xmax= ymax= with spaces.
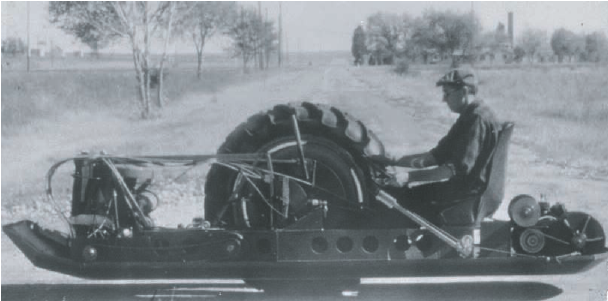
xmin=2 ymin=1 xmax=607 ymax=53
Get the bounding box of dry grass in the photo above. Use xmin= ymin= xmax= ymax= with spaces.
xmin=480 ymin=65 xmax=608 ymax=168
xmin=1 ymin=64 xmax=245 ymax=136
xmin=2 ymin=70 xmax=136 ymax=134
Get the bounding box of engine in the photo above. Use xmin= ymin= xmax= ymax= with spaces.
xmin=509 ymin=194 xmax=605 ymax=256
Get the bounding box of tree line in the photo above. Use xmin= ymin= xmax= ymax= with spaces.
xmin=351 ymin=10 xmax=608 ymax=66
xmin=21 ymin=1 xmax=279 ymax=119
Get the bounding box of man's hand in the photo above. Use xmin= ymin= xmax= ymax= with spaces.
xmin=395 ymin=153 xmax=438 ymax=168
xmin=386 ymin=167 xmax=409 ymax=187
xmin=368 ymin=154 xmax=396 ymax=166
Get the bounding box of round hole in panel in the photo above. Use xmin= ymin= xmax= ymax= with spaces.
xmin=312 ymin=237 xmax=329 ymax=254
xmin=336 ymin=236 xmax=354 ymax=253
xmin=362 ymin=236 xmax=379 ymax=253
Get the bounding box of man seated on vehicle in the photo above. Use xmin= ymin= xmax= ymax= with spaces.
xmin=372 ymin=68 xmax=502 ymax=221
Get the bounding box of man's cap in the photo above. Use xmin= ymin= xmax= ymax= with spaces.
xmin=436 ymin=68 xmax=478 ymax=94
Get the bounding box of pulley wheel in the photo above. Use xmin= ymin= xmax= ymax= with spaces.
xmin=508 ymin=194 xmax=541 ymax=227
xmin=519 ymin=228 xmax=546 ymax=254
xmin=553 ymin=211 xmax=605 ymax=255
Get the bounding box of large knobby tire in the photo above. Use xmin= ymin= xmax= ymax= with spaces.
xmin=236 ymin=135 xmax=370 ymax=229
xmin=204 ymin=102 xmax=385 ymax=229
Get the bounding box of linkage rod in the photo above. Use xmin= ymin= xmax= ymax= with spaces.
xmin=376 ymin=190 xmax=465 ymax=254
xmin=291 ymin=114 xmax=310 ymax=181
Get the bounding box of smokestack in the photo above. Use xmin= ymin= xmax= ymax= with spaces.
xmin=508 ymin=12 xmax=514 ymax=46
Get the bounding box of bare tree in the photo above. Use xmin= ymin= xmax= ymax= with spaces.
xmin=49 ymin=2 xmax=177 ymax=119
xmin=156 ymin=2 xmax=175 ymax=108
xmin=261 ymin=19 xmax=278 ymax=69
xmin=226 ymin=7 xmax=263 ymax=73
xmin=175 ymin=2 xmax=237 ymax=79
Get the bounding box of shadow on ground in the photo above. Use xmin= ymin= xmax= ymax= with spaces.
xmin=357 ymin=282 xmax=563 ymax=301
xmin=1 ymin=281 xmax=562 ymax=301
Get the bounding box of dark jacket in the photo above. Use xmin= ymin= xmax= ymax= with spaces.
xmin=430 ymin=99 xmax=501 ymax=194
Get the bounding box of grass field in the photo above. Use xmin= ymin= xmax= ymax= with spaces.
xmin=482 ymin=65 xmax=608 ymax=164
xmin=2 ymin=60 xmax=247 ymax=136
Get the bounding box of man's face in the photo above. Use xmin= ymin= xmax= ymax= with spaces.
xmin=442 ymin=85 xmax=466 ymax=113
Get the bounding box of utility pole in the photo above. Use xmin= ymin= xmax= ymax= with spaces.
xmin=27 ymin=2 xmax=30 ymax=72
xmin=239 ymin=6 xmax=247 ymax=73
xmin=278 ymin=2 xmax=282 ymax=67
xmin=258 ymin=1 xmax=264 ymax=70
xmin=265 ymin=8 xmax=269 ymax=69
xmin=50 ymin=39 xmax=54 ymax=68
xmin=469 ymin=1 xmax=476 ymax=65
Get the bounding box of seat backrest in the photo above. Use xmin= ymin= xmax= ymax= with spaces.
xmin=475 ymin=122 xmax=514 ymax=224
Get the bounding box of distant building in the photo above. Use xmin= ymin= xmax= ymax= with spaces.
xmin=475 ymin=12 xmax=516 ymax=65
xmin=477 ymin=43 xmax=514 ymax=64
xmin=30 ymin=45 xmax=64 ymax=58
xmin=422 ymin=48 xmax=449 ymax=64
xmin=31 ymin=36 xmax=69 ymax=58
xmin=29 ymin=48 xmax=45 ymax=57
xmin=48 ymin=45 xmax=64 ymax=58
xmin=72 ymin=50 xmax=84 ymax=58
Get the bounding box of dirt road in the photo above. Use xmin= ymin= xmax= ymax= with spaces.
xmin=2 ymin=58 xmax=607 ymax=300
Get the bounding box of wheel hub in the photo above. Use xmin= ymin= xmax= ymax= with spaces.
xmin=571 ymin=232 xmax=587 ymax=250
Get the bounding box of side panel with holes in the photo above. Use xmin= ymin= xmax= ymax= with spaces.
xmin=276 ymin=229 xmax=420 ymax=261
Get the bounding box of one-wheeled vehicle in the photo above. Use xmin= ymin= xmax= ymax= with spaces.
xmin=4 ymin=102 xmax=606 ymax=292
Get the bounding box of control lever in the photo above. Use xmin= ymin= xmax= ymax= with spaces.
xmin=376 ymin=190 xmax=473 ymax=257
